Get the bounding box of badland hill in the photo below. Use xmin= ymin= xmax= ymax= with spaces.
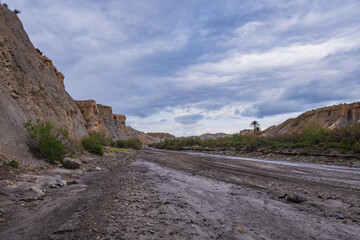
xmin=262 ymin=102 xmax=360 ymax=137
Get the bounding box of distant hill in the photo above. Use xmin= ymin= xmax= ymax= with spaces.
xmin=262 ymin=102 xmax=360 ymax=137
xmin=199 ymin=133 xmax=231 ymax=140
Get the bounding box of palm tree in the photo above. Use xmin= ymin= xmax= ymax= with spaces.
xmin=250 ymin=120 xmax=260 ymax=134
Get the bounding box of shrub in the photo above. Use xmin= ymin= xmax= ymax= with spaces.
xmin=125 ymin=138 xmax=142 ymax=150
xmin=301 ymin=127 xmax=327 ymax=144
xmin=81 ymin=133 xmax=104 ymax=156
xmin=115 ymin=138 xmax=142 ymax=150
xmin=9 ymin=160 xmax=19 ymax=168
xmin=24 ymin=119 xmax=68 ymax=162
xmin=3 ymin=3 xmax=8 ymax=8
xmin=86 ymin=132 xmax=112 ymax=146
xmin=13 ymin=9 xmax=21 ymax=14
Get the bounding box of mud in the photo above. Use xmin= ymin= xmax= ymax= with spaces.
xmin=0 ymin=149 xmax=359 ymax=239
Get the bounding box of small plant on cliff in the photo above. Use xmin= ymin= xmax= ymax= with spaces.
xmin=3 ymin=3 xmax=8 ymax=8
xmin=81 ymin=133 xmax=104 ymax=156
xmin=24 ymin=119 xmax=68 ymax=162
xmin=13 ymin=9 xmax=21 ymax=14
xmin=36 ymin=48 xmax=43 ymax=56
xmin=9 ymin=160 xmax=19 ymax=168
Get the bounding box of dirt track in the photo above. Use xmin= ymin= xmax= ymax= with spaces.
xmin=0 ymin=149 xmax=359 ymax=239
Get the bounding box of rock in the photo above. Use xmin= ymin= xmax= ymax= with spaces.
xmin=337 ymin=214 xmax=345 ymax=219
xmin=285 ymin=194 xmax=307 ymax=203
xmin=62 ymin=157 xmax=81 ymax=169
xmin=67 ymin=180 xmax=78 ymax=185
xmin=20 ymin=186 xmax=45 ymax=202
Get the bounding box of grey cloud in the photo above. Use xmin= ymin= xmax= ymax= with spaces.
xmin=175 ymin=114 xmax=204 ymax=125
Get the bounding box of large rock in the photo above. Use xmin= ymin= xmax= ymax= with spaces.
xmin=0 ymin=6 xmax=87 ymax=161
xmin=62 ymin=157 xmax=81 ymax=169
xmin=262 ymin=102 xmax=360 ymax=137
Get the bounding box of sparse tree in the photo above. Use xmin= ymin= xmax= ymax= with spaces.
xmin=250 ymin=120 xmax=260 ymax=134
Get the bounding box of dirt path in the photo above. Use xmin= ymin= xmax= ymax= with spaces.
xmin=0 ymin=149 xmax=359 ymax=239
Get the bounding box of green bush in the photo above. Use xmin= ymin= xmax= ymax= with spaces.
xmin=24 ymin=119 xmax=68 ymax=162
xmin=115 ymin=138 xmax=142 ymax=150
xmin=9 ymin=160 xmax=19 ymax=168
xmin=81 ymin=133 xmax=104 ymax=156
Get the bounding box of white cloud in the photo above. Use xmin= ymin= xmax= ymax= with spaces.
xmin=175 ymin=33 xmax=360 ymax=86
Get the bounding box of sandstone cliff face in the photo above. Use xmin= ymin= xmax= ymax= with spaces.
xmin=0 ymin=6 xmax=87 ymax=160
xmin=114 ymin=114 xmax=127 ymax=139
xmin=97 ymin=104 xmax=128 ymax=140
xmin=75 ymin=100 xmax=107 ymax=135
xmin=262 ymin=102 xmax=360 ymax=137
xmin=75 ymin=100 xmax=128 ymax=141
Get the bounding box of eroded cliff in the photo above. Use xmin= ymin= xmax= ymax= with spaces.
xmin=75 ymin=100 xmax=128 ymax=141
xmin=0 ymin=5 xmax=87 ymax=160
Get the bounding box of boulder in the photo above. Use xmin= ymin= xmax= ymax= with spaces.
xmin=62 ymin=157 xmax=81 ymax=169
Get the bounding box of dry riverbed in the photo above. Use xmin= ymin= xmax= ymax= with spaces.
xmin=0 ymin=149 xmax=359 ymax=239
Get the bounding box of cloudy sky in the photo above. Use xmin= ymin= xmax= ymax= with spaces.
xmin=8 ymin=0 xmax=360 ymax=136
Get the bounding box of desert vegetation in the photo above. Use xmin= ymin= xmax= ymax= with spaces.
xmin=151 ymin=125 xmax=360 ymax=157
xmin=24 ymin=119 xmax=69 ymax=162
xmin=81 ymin=133 xmax=105 ymax=156
xmin=81 ymin=132 xmax=142 ymax=156
xmin=113 ymin=138 xmax=142 ymax=150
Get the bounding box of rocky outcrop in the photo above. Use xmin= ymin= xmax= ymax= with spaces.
xmin=262 ymin=102 xmax=360 ymax=137
xmin=0 ymin=5 xmax=87 ymax=160
xmin=75 ymin=100 xmax=128 ymax=141
xmin=114 ymin=114 xmax=127 ymax=138
xmin=97 ymin=104 xmax=128 ymax=140
xmin=75 ymin=100 xmax=107 ymax=135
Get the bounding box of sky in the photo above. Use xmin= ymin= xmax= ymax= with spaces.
xmin=6 ymin=0 xmax=360 ymax=136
